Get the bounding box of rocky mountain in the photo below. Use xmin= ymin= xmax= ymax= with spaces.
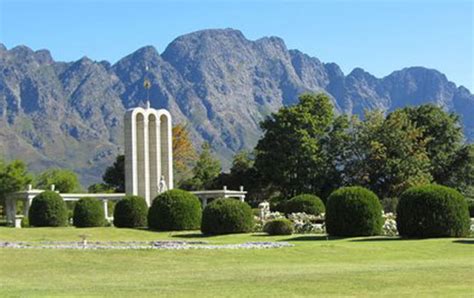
xmin=0 ymin=29 xmax=472 ymax=187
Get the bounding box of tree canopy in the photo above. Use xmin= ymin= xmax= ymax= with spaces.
xmin=255 ymin=93 xmax=348 ymax=198
xmin=36 ymin=168 xmax=81 ymax=193
xmin=102 ymin=155 xmax=125 ymax=192
xmin=0 ymin=159 xmax=33 ymax=200
xmin=181 ymin=143 xmax=221 ymax=191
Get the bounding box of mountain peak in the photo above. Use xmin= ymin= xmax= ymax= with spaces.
xmin=34 ymin=49 xmax=53 ymax=64
xmin=0 ymin=29 xmax=472 ymax=187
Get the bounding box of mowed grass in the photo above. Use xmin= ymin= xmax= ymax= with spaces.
xmin=0 ymin=227 xmax=473 ymax=297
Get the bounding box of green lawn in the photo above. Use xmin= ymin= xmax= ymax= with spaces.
xmin=0 ymin=227 xmax=473 ymax=297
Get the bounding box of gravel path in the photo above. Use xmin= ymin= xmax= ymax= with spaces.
xmin=0 ymin=240 xmax=294 ymax=250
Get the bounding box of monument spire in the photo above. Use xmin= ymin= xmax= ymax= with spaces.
xmin=144 ymin=65 xmax=151 ymax=109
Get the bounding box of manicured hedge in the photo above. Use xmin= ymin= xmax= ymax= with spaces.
xmin=201 ymin=198 xmax=254 ymax=235
xmin=73 ymin=197 xmax=105 ymax=227
xmin=284 ymin=194 xmax=325 ymax=215
xmin=148 ymin=189 xmax=202 ymax=231
xmin=113 ymin=195 xmax=148 ymax=228
xmin=325 ymin=186 xmax=383 ymax=237
xmin=29 ymin=191 xmax=68 ymax=227
xmin=397 ymin=185 xmax=470 ymax=238
xmin=264 ymin=219 xmax=293 ymax=235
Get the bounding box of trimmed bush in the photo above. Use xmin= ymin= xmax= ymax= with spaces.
xmin=73 ymin=197 xmax=105 ymax=227
xmin=201 ymin=198 xmax=254 ymax=235
xmin=113 ymin=195 xmax=148 ymax=228
xmin=284 ymin=194 xmax=325 ymax=215
xmin=148 ymin=189 xmax=202 ymax=231
xmin=326 ymin=186 xmax=383 ymax=237
xmin=29 ymin=191 xmax=68 ymax=227
xmin=397 ymin=185 xmax=470 ymax=238
xmin=467 ymin=200 xmax=474 ymax=218
xmin=264 ymin=219 xmax=293 ymax=235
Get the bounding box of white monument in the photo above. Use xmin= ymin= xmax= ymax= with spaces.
xmin=124 ymin=77 xmax=173 ymax=206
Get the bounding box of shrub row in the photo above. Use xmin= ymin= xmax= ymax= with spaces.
xmin=28 ymin=184 xmax=470 ymax=238
xmin=266 ymin=184 xmax=470 ymax=238
xmin=27 ymin=189 xmax=254 ymax=235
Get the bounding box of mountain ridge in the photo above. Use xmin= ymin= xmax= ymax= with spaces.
xmin=0 ymin=28 xmax=472 ymax=186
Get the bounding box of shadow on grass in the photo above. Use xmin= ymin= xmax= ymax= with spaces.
xmin=453 ymin=239 xmax=474 ymax=244
xmin=350 ymin=237 xmax=402 ymax=242
xmin=281 ymin=235 xmax=342 ymax=242
xmin=171 ymin=232 xmax=213 ymax=239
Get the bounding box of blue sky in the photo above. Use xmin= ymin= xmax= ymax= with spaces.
xmin=0 ymin=0 xmax=473 ymax=90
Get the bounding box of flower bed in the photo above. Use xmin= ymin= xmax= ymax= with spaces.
xmin=256 ymin=209 xmax=402 ymax=236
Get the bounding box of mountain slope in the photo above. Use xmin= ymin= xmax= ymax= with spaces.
xmin=0 ymin=29 xmax=472 ymax=186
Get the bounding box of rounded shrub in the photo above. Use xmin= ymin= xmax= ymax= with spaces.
xmin=326 ymin=186 xmax=383 ymax=237
xmin=284 ymin=194 xmax=325 ymax=215
xmin=201 ymin=198 xmax=254 ymax=235
xmin=73 ymin=197 xmax=105 ymax=228
xmin=148 ymin=189 xmax=202 ymax=231
xmin=29 ymin=191 xmax=68 ymax=227
xmin=113 ymin=195 xmax=148 ymax=228
xmin=397 ymin=185 xmax=470 ymax=238
xmin=264 ymin=219 xmax=293 ymax=235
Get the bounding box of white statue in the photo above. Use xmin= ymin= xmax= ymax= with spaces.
xmin=258 ymin=200 xmax=270 ymax=220
xmin=158 ymin=176 xmax=168 ymax=194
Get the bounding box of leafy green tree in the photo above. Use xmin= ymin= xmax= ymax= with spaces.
xmin=445 ymin=144 xmax=474 ymax=199
xmin=181 ymin=143 xmax=221 ymax=190
xmin=255 ymin=93 xmax=349 ymax=198
xmin=103 ymin=155 xmax=125 ymax=192
xmin=36 ymin=168 xmax=81 ymax=193
xmin=88 ymin=183 xmax=114 ymax=194
xmin=0 ymin=159 xmax=33 ymax=207
xmin=400 ymin=105 xmax=473 ymax=195
xmin=212 ymin=151 xmax=270 ymax=205
xmin=344 ymin=110 xmax=432 ymax=199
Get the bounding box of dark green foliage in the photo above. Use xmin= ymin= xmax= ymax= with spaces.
xmin=284 ymin=194 xmax=325 ymax=215
xmin=103 ymin=155 xmax=125 ymax=192
xmin=28 ymin=191 xmax=68 ymax=227
xmin=211 ymin=151 xmax=271 ymax=207
xmin=264 ymin=219 xmax=293 ymax=235
xmin=255 ymin=93 xmax=350 ymax=199
xmin=201 ymin=198 xmax=254 ymax=235
xmin=397 ymin=185 xmax=470 ymax=238
xmin=73 ymin=197 xmax=105 ymax=227
xmin=148 ymin=189 xmax=202 ymax=231
xmin=344 ymin=110 xmax=432 ymax=199
xmin=269 ymin=196 xmax=287 ymax=213
xmin=113 ymin=195 xmax=148 ymax=228
xmin=467 ymin=200 xmax=474 ymax=218
xmin=181 ymin=143 xmax=221 ymax=191
xmin=326 ymin=187 xmax=383 ymax=237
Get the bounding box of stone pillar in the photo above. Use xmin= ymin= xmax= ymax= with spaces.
xmin=103 ymin=199 xmax=109 ymax=220
xmin=23 ymin=196 xmax=33 ymax=217
xmin=5 ymin=197 xmax=16 ymax=226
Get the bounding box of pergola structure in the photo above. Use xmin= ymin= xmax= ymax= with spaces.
xmin=5 ymin=185 xmax=247 ymax=227
xmin=5 ymin=185 xmax=126 ymax=226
